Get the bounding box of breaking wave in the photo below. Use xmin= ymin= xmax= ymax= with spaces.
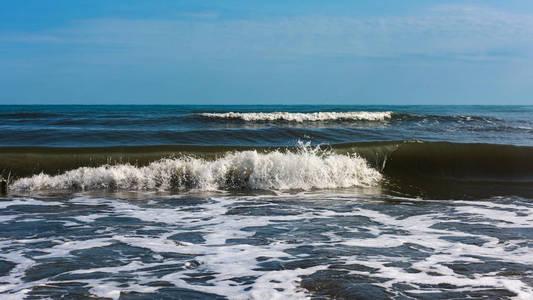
xmin=11 ymin=143 xmax=381 ymax=192
xmin=198 ymin=111 xmax=392 ymax=122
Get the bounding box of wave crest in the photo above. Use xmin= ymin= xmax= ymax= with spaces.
xmin=198 ymin=111 xmax=392 ymax=122
xmin=11 ymin=143 xmax=381 ymax=192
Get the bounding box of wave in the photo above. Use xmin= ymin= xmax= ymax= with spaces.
xmin=381 ymin=141 xmax=533 ymax=182
xmin=198 ymin=111 xmax=393 ymax=122
xmin=3 ymin=141 xmax=533 ymax=197
xmin=10 ymin=143 xmax=381 ymax=192
xmin=197 ymin=111 xmax=507 ymax=124
xmin=394 ymin=113 xmax=502 ymax=123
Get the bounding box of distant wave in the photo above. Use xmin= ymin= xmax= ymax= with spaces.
xmin=198 ymin=111 xmax=393 ymax=122
xmin=11 ymin=143 xmax=381 ymax=192
xmin=395 ymin=113 xmax=503 ymax=123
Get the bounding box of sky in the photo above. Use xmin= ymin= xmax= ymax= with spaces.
xmin=1 ymin=0 xmax=533 ymax=105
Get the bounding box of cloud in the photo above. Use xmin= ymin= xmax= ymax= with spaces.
xmin=2 ymin=4 xmax=533 ymax=63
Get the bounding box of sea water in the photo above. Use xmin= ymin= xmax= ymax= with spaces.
xmin=0 ymin=105 xmax=532 ymax=299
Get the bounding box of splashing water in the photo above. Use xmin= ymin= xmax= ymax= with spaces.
xmin=11 ymin=142 xmax=381 ymax=192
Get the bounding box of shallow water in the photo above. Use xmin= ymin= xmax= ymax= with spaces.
xmin=1 ymin=193 xmax=532 ymax=299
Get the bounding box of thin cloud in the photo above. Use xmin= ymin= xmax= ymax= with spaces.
xmin=2 ymin=5 xmax=533 ymax=61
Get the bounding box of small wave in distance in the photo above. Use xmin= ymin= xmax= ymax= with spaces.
xmin=198 ymin=111 xmax=393 ymax=122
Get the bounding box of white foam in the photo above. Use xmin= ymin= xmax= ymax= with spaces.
xmin=11 ymin=144 xmax=382 ymax=192
xmin=72 ymin=214 xmax=102 ymax=223
xmin=249 ymin=266 xmax=327 ymax=300
xmin=2 ymin=195 xmax=532 ymax=299
xmin=199 ymin=111 xmax=392 ymax=122
xmin=34 ymin=238 xmax=114 ymax=259
xmin=453 ymin=201 xmax=533 ymax=228
xmin=0 ymin=198 xmax=64 ymax=209
xmin=0 ymin=215 xmax=17 ymax=223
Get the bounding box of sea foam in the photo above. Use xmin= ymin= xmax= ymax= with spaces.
xmin=11 ymin=144 xmax=381 ymax=192
xmin=199 ymin=111 xmax=392 ymax=122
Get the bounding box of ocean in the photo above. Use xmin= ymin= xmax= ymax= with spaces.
xmin=0 ymin=105 xmax=532 ymax=299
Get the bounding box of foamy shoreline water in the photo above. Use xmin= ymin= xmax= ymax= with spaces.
xmin=1 ymin=194 xmax=532 ymax=299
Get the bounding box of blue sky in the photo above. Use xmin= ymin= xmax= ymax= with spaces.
xmin=1 ymin=0 xmax=533 ymax=104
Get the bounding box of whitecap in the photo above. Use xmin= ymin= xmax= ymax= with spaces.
xmin=11 ymin=143 xmax=381 ymax=192
xmin=199 ymin=111 xmax=392 ymax=122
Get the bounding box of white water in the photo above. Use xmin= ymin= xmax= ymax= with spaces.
xmin=11 ymin=144 xmax=381 ymax=192
xmin=1 ymin=195 xmax=532 ymax=299
xmin=199 ymin=111 xmax=392 ymax=122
